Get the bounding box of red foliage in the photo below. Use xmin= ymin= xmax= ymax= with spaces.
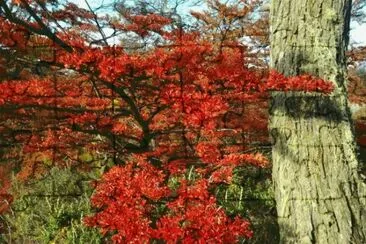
xmin=84 ymin=157 xmax=253 ymax=243
xmin=154 ymin=179 xmax=253 ymax=243
xmin=0 ymin=163 xmax=13 ymax=215
xmin=267 ymin=70 xmax=333 ymax=93
xmin=84 ymin=157 xmax=169 ymax=243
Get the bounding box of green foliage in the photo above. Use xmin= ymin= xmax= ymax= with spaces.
xmin=215 ymin=166 xmax=279 ymax=244
xmin=215 ymin=166 xmax=274 ymax=216
xmin=1 ymin=167 xmax=102 ymax=244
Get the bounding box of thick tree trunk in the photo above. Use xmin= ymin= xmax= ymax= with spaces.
xmin=269 ymin=0 xmax=366 ymax=243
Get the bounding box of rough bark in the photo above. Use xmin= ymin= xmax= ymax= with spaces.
xmin=269 ymin=0 xmax=366 ymax=243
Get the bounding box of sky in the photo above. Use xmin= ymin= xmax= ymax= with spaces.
xmin=351 ymin=23 xmax=366 ymax=46
xmin=72 ymin=0 xmax=366 ymax=46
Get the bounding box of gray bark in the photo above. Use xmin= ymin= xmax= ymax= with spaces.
xmin=269 ymin=0 xmax=366 ymax=243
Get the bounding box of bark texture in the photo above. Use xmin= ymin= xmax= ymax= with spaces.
xmin=269 ymin=0 xmax=366 ymax=243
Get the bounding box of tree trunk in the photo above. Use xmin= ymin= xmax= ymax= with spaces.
xmin=269 ymin=0 xmax=366 ymax=243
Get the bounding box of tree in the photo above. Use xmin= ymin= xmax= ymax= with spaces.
xmin=269 ymin=0 xmax=366 ymax=243
xmin=0 ymin=1 xmax=266 ymax=242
